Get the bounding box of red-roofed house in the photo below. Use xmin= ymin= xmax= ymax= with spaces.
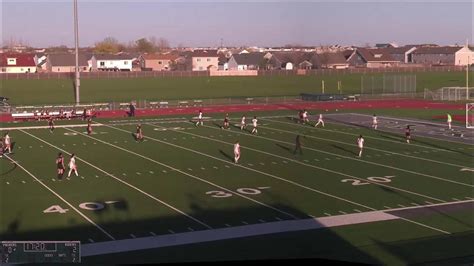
xmin=0 ymin=53 xmax=37 ymax=73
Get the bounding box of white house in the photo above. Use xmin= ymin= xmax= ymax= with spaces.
xmin=90 ymin=54 xmax=136 ymax=71
xmin=455 ymin=45 xmax=474 ymax=66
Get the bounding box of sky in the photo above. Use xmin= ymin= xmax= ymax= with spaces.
xmin=1 ymin=0 xmax=472 ymax=48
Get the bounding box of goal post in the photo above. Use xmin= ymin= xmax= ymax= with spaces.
xmin=466 ymin=103 xmax=474 ymax=128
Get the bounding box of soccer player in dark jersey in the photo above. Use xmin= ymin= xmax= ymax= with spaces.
xmin=86 ymin=119 xmax=93 ymax=135
xmin=222 ymin=113 xmax=230 ymax=129
xmin=48 ymin=117 xmax=55 ymax=133
xmin=293 ymin=134 xmax=303 ymax=155
xmin=56 ymin=153 xmax=65 ymax=180
xmin=136 ymin=124 xmax=144 ymax=142
xmin=405 ymin=126 xmax=411 ymax=144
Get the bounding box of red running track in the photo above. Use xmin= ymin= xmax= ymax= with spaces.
xmin=1 ymin=99 xmax=466 ymax=123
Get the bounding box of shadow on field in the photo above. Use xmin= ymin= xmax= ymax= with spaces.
xmin=275 ymin=143 xmax=292 ymax=153
xmin=331 ymin=144 xmax=358 ymax=156
xmin=218 ymin=149 xmax=233 ymax=162
xmin=0 ymin=161 xmax=17 ymax=175
xmin=0 ymin=200 xmax=386 ymax=265
xmin=369 ymin=231 xmax=474 ymax=265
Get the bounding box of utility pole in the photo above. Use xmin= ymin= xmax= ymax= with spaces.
xmin=74 ymin=0 xmax=80 ymax=104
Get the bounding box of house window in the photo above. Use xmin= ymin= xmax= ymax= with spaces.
xmin=158 ymin=61 xmax=163 ymax=64
xmin=7 ymin=58 xmax=16 ymax=65
xmin=199 ymin=66 xmax=203 ymax=70
xmin=207 ymin=58 xmax=211 ymax=62
xmin=83 ymin=67 xmax=87 ymax=70
xmin=197 ymin=58 xmax=201 ymax=62
xmin=58 ymin=68 xmax=60 ymax=71
xmin=124 ymin=61 xmax=128 ymax=65
xmin=100 ymin=61 xmax=105 ymax=66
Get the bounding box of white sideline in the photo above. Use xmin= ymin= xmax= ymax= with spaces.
xmin=199 ymin=125 xmax=451 ymax=202
xmin=106 ymin=123 xmax=376 ymax=212
xmin=65 ymin=127 xmax=298 ymax=220
xmin=264 ymin=118 xmax=455 ymax=153
xmin=19 ymin=130 xmax=212 ymax=230
xmin=81 ymin=211 xmax=399 ymax=257
xmin=3 ymin=154 xmax=116 ymax=241
xmin=260 ymin=124 xmax=471 ymax=169
xmin=256 ymin=126 xmax=473 ymax=187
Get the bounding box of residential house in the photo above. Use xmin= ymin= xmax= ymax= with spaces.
xmin=45 ymin=53 xmax=89 ymax=72
xmin=0 ymin=53 xmax=36 ymax=73
xmin=139 ymin=54 xmax=178 ymax=71
xmin=227 ymin=52 xmax=266 ymax=70
xmin=376 ymin=46 xmax=417 ymax=63
xmin=314 ymin=52 xmax=349 ymax=69
xmin=454 ymin=45 xmax=474 ymax=66
xmin=411 ymin=46 xmax=462 ymax=65
xmin=90 ymin=54 xmax=137 ymax=71
xmin=191 ymin=50 xmax=219 ymax=71
xmin=350 ymin=48 xmax=400 ymax=68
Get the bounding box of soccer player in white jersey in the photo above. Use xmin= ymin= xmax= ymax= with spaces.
xmin=372 ymin=114 xmax=378 ymax=130
xmin=68 ymin=153 xmax=79 ymax=177
xmin=447 ymin=113 xmax=452 ymax=130
xmin=234 ymin=140 xmax=241 ymax=163
xmin=240 ymin=115 xmax=246 ymax=130
xmin=302 ymin=110 xmax=309 ymax=124
xmin=196 ymin=110 xmax=203 ymax=126
xmin=3 ymin=133 xmax=11 ymax=154
xmin=315 ymin=114 xmax=325 ymax=127
xmin=357 ymin=135 xmax=364 ymax=157
xmin=251 ymin=116 xmax=258 ymax=134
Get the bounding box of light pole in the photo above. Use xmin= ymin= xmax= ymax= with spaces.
xmin=74 ymin=0 xmax=80 ymax=104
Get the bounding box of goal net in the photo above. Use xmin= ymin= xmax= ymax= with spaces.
xmin=426 ymin=87 xmax=474 ymax=101
xmin=467 ymin=103 xmax=474 ymax=128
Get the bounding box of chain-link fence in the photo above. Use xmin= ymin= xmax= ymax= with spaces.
xmin=424 ymin=87 xmax=474 ymax=101
xmin=360 ymin=75 xmax=417 ymax=97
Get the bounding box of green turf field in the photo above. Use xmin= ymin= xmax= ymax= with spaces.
xmin=1 ymin=71 xmax=471 ymax=105
xmin=1 ymin=110 xmax=473 ymax=264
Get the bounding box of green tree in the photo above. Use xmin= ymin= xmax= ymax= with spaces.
xmin=135 ymin=38 xmax=155 ymax=53
xmin=94 ymin=37 xmax=120 ymax=54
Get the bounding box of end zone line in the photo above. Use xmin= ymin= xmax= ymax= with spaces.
xmin=199 ymin=124 xmax=449 ymax=202
xmin=66 ymin=126 xmax=298 ymax=220
xmin=19 ymin=129 xmax=212 ymax=230
xmin=263 ymin=118 xmax=455 ymax=153
xmin=3 ymin=154 xmax=116 ymax=241
xmin=257 ymin=125 xmax=473 ymax=187
xmin=260 ymin=124 xmax=471 ymax=169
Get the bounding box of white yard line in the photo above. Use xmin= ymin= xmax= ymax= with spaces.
xmin=240 ymin=125 xmax=472 ymax=188
xmin=20 ymin=129 xmax=212 ymax=230
xmin=197 ymin=125 xmax=450 ymax=203
xmin=264 ymin=118 xmax=455 ymax=153
xmin=81 ymin=210 xmax=399 ymax=257
xmin=66 ymin=126 xmax=298 ymax=220
xmin=260 ymin=124 xmax=470 ymax=169
xmin=399 ymin=217 xmax=450 ymax=235
xmin=3 ymin=154 xmax=115 ymax=240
